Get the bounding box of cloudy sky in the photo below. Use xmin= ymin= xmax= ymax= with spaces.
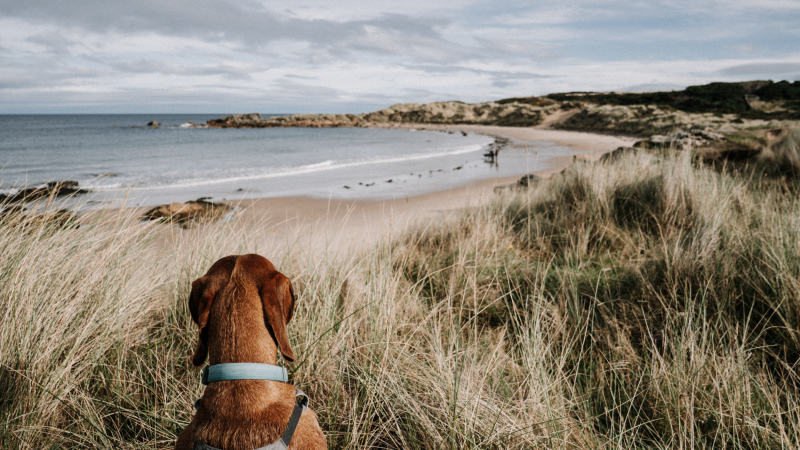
xmin=1 ymin=0 xmax=799 ymax=114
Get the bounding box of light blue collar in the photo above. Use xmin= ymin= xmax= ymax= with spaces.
xmin=201 ymin=363 xmax=288 ymax=385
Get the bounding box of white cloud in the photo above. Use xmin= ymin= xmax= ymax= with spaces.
xmin=0 ymin=0 xmax=799 ymax=112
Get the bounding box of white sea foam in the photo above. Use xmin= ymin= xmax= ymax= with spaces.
xmin=0 ymin=117 xmax=517 ymax=204
xmin=90 ymin=144 xmax=486 ymax=192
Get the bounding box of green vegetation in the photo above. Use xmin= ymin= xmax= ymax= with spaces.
xmin=754 ymin=80 xmax=800 ymax=103
xmin=495 ymin=96 xmax=557 ymax=107
xmin=2 ymin=130 xmax=800 ymax=448
xmin=501 ymin=80 xmax=800 ymax=118
xmin=543 ymin=90 xmax=680 ymax=108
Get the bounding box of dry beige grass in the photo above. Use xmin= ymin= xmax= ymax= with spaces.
xmin=2 ymin=140 xmax=800 ymax=449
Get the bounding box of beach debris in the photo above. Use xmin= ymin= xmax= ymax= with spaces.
xmin=461 ymin=131 xmax=468 ymax=136
xmin=344 ymin=185 xmax=351 ymax=189
xmin=386 ymin=179 xmax=393 ymax=183
xmin=0 ymin=181 xmax=90 ymax=203
xmin=365 ymin=182 xmax=374 ymax=187
xmin=142 ymin=198 xmax=233 ymax=228
xmin=147 ymin=121 xmax=160 ymax=127
xmin=453 ymin=165 xmax=463 ymax=170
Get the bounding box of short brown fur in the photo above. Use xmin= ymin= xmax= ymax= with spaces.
xmin=176 ymin=254 xmax=326 ymax=450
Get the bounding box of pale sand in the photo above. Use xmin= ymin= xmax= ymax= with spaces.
xmin=226 ymin=125 xmax=637 ymax=254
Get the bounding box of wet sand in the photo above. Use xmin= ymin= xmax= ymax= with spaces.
xmin=224 ymin=125 xmax=637 ymax=253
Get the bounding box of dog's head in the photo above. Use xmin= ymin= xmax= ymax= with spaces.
xmin=188 ymin=254 xmax=296 ymax=367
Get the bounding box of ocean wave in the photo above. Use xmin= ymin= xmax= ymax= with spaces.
xmin=90 ymin=144 xmax=485 ymax=192
xmin=0 ymin=183 xmax=49 ymax=196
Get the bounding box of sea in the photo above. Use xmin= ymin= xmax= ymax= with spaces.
xmin=0 ymin=114 xmax=576 ymax=209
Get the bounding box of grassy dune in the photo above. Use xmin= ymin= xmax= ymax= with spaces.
xmin=2 ymin=131 xmax=800 ymax=449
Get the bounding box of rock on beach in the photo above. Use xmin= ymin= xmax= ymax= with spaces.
xmin=142 ymin=199 xmax=233 ymax=227
xmin=0 ymin=181 xmax=89 ymax=203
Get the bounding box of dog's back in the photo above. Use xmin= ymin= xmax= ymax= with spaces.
xmin=176 ymin=254 xmax=325 ymax=450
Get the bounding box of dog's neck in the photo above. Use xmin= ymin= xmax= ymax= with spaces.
xmin=207 ymin=278 xmax=279 ymax=366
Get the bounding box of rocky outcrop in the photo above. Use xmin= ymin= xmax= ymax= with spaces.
xmin=0 ymin=181 xmax=89 ymax=203
xmin=207 ymin=101 xmax=562 ymax=128
xmin=142 ymin=198 xmax=233 ymax=227
xmin=207 ymin=113 xmax=267 ymax=127
xmin=263 ymin=114 xmax=365 ymax=128
xmin=207 ymin=113 xmax=362 ymax=128
xmin=363 ymin=101 xmax=560 ymax=126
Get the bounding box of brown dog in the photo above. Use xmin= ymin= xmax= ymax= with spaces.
xmin=175 ymin=254 xmax=326 ymax=450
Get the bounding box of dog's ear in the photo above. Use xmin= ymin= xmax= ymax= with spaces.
xmin=189 ymin=276 xmax=216 ymax=367
xmin=188 ymin=276 xmax=207 ymax=324
xmin=262 ymin=273 xmax=296 ymax=362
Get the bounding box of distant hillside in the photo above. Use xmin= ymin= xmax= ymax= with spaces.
xmin=207 ymin=80 xmax=800 ymax=137
xmin=522 ymin=80 xmax=800 ymax=119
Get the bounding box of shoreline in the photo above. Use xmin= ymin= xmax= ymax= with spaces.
xmin=215 ymin=125 xmax=637 ymax=251
xmin=58 ymin=124 xmax=635 ymax=255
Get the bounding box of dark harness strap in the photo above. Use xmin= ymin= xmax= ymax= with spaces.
xmin=280 ymin=388 xmax=308 ymax=447
xmin=192 ymin=388 xmax=308 ymax=450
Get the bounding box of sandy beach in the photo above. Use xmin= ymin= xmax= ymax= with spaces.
xmin=225 ymin=125 xmax=637 ymax=252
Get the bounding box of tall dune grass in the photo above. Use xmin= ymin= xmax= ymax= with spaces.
xmin=2 ymin=147 xmax=800 ymax=449
xmin=760 ymin=127 xmax=800 ymax=175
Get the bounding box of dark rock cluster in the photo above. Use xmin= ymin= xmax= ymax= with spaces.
xmin=0 ymin=181 xmax=89 ymax=203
